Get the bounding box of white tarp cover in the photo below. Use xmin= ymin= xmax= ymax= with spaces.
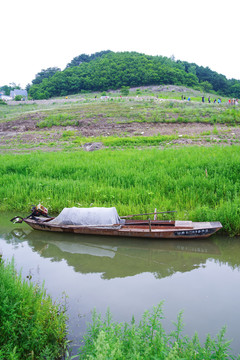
xmin=49 ymin=207 xmax=124 ymax=226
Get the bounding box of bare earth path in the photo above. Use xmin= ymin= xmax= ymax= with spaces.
xmin=0 ymin=92 xmax=239 ymax=152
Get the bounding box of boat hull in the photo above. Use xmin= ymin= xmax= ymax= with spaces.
xmin=23 ymin=219 xmax=222 ymax=239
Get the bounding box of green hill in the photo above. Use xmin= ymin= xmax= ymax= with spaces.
xmin=28 ymin=51 xmax=240 ymax=100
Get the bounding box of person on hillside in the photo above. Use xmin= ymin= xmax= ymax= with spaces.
xmin=208 ymin=96 xmax=211 ymax=103
xmin=214 ymin=99 xmax=217 ymax=103
xmin=202 ymin=96 xmax=205 ymax=103
xmin=187 ymin=97 xmax=191 ymax=101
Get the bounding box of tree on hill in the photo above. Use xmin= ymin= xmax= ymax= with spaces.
xmin=200 ymin=81 xmax=213 ymax=92
xmin=177 ymin=61 xmax=232 ymax=95
xmin=29 ymin=52 xmax=199 ymax=99
xmin=32 ymin=67 xmax=61 ymax=85
xmin=0 ymin=84 xmax=20 ymax=96
xmin=28 ymin=51 xmax=240 ymax=99
xmin=229 ymin=81 xmax=240 ymax=98
xmin=65 ymin=50 xmax=112 ymax=68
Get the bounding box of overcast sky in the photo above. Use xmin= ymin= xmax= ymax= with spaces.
xmin=1 ymin=0 xmax=239 ymax=88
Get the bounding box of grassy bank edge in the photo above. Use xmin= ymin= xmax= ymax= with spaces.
xmin=0 ymin=258 xmax=68 ymax=360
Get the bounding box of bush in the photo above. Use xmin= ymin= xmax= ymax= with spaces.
xmin=0 ymin=99 xmax=7 ymax=105
xmin=0 ymin=259 xmax=68 ymax=359
xmin=76 ymin=303 xmax=238 ymax=360
xmin=120 ymin=86 xmax=130 ymax=96
xmin=14 ymin=95 xmax=23 ymax=101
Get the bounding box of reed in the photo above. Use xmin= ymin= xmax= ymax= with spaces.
xmin=1 ymin=146 xmax=240 ymax=235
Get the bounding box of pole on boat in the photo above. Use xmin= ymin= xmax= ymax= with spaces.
xmin=148 ymin=218 xmax=152 ymax=232
xmin=121 ymin=210 xmax=177 ymax=219
xmin=154 ymin=208 xmax=157 ymax=221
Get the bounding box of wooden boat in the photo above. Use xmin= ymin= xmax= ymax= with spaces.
xmin=14 ymin=216 xmax=222 ymax=239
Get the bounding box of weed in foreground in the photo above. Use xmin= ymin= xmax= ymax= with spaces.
xmin=0 ymin=259 xmax=68 ymax=360
xmin=73 ymin=303 xmax=239 ymax=360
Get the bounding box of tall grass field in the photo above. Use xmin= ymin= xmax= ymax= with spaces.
xmin=1 ymin=146 xmax=240 ymax=235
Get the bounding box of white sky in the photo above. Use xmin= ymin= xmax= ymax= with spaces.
xmin=1 ymin=0 xmax=239 ymax=88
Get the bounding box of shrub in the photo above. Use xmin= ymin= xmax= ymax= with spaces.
xmin=0 ymin=259 xmax=68 ymax=359
xmin=0 ymin=99 xmax=7 ymax=105
xmin=120 ymin=86 xmax=130 ymax=96
xmin=76 ymin=303 xmax=237 ymax=359
xmin=14 ymin=95 xmax=22 ymax=101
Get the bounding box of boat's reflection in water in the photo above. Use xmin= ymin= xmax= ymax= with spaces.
xmin=8 ymin=227 xmax=223 ymax=280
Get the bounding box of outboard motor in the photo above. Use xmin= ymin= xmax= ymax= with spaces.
xmin=31 ymin=204 xmax=49 ymax=217
xmin=10 ymin=204 xmax=50 ymax=224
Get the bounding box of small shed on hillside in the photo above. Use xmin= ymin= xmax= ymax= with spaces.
xmin=10 ymin=89 xmax=28 ymax=100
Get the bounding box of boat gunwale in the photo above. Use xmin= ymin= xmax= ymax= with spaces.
xmin=23 ymin=218 xmax=222 ymax=233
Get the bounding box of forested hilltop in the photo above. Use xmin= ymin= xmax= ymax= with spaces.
xmin=28 ymin=51 xmax=240 ymax=99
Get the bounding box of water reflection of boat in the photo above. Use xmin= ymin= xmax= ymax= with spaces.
xmin=45 ymin=240 xmax=117 ymax=258
xmin=6 ymin=228 xmax=222 ymax=280
xmin=8 ymin=228 xmax=221 ymax=254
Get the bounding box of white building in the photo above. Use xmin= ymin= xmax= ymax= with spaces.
xmin=0 ymin=95 xmax=12 ymax=101
xmin=10 ymin=89 xmax=28 ymax=100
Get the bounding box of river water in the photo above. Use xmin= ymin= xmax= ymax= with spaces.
xmin=1 ymin=214 xmax=240 ymax=356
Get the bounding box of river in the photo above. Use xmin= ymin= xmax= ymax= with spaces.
xmin=1 ymin=214 xmax=240 ymax=356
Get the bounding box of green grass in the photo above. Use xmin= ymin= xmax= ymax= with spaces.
xmin=74 ymin=303 xmax=239 ymax=360
xmin=68 ymin=134 xmax=185 ymax=147
xmin=1 ymin=146 xmax=240 ymax=235
xmin=37 ymin=113 xmax=79 ymax=128
xmin=0 ymin=259 xmax=68 ymax=360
